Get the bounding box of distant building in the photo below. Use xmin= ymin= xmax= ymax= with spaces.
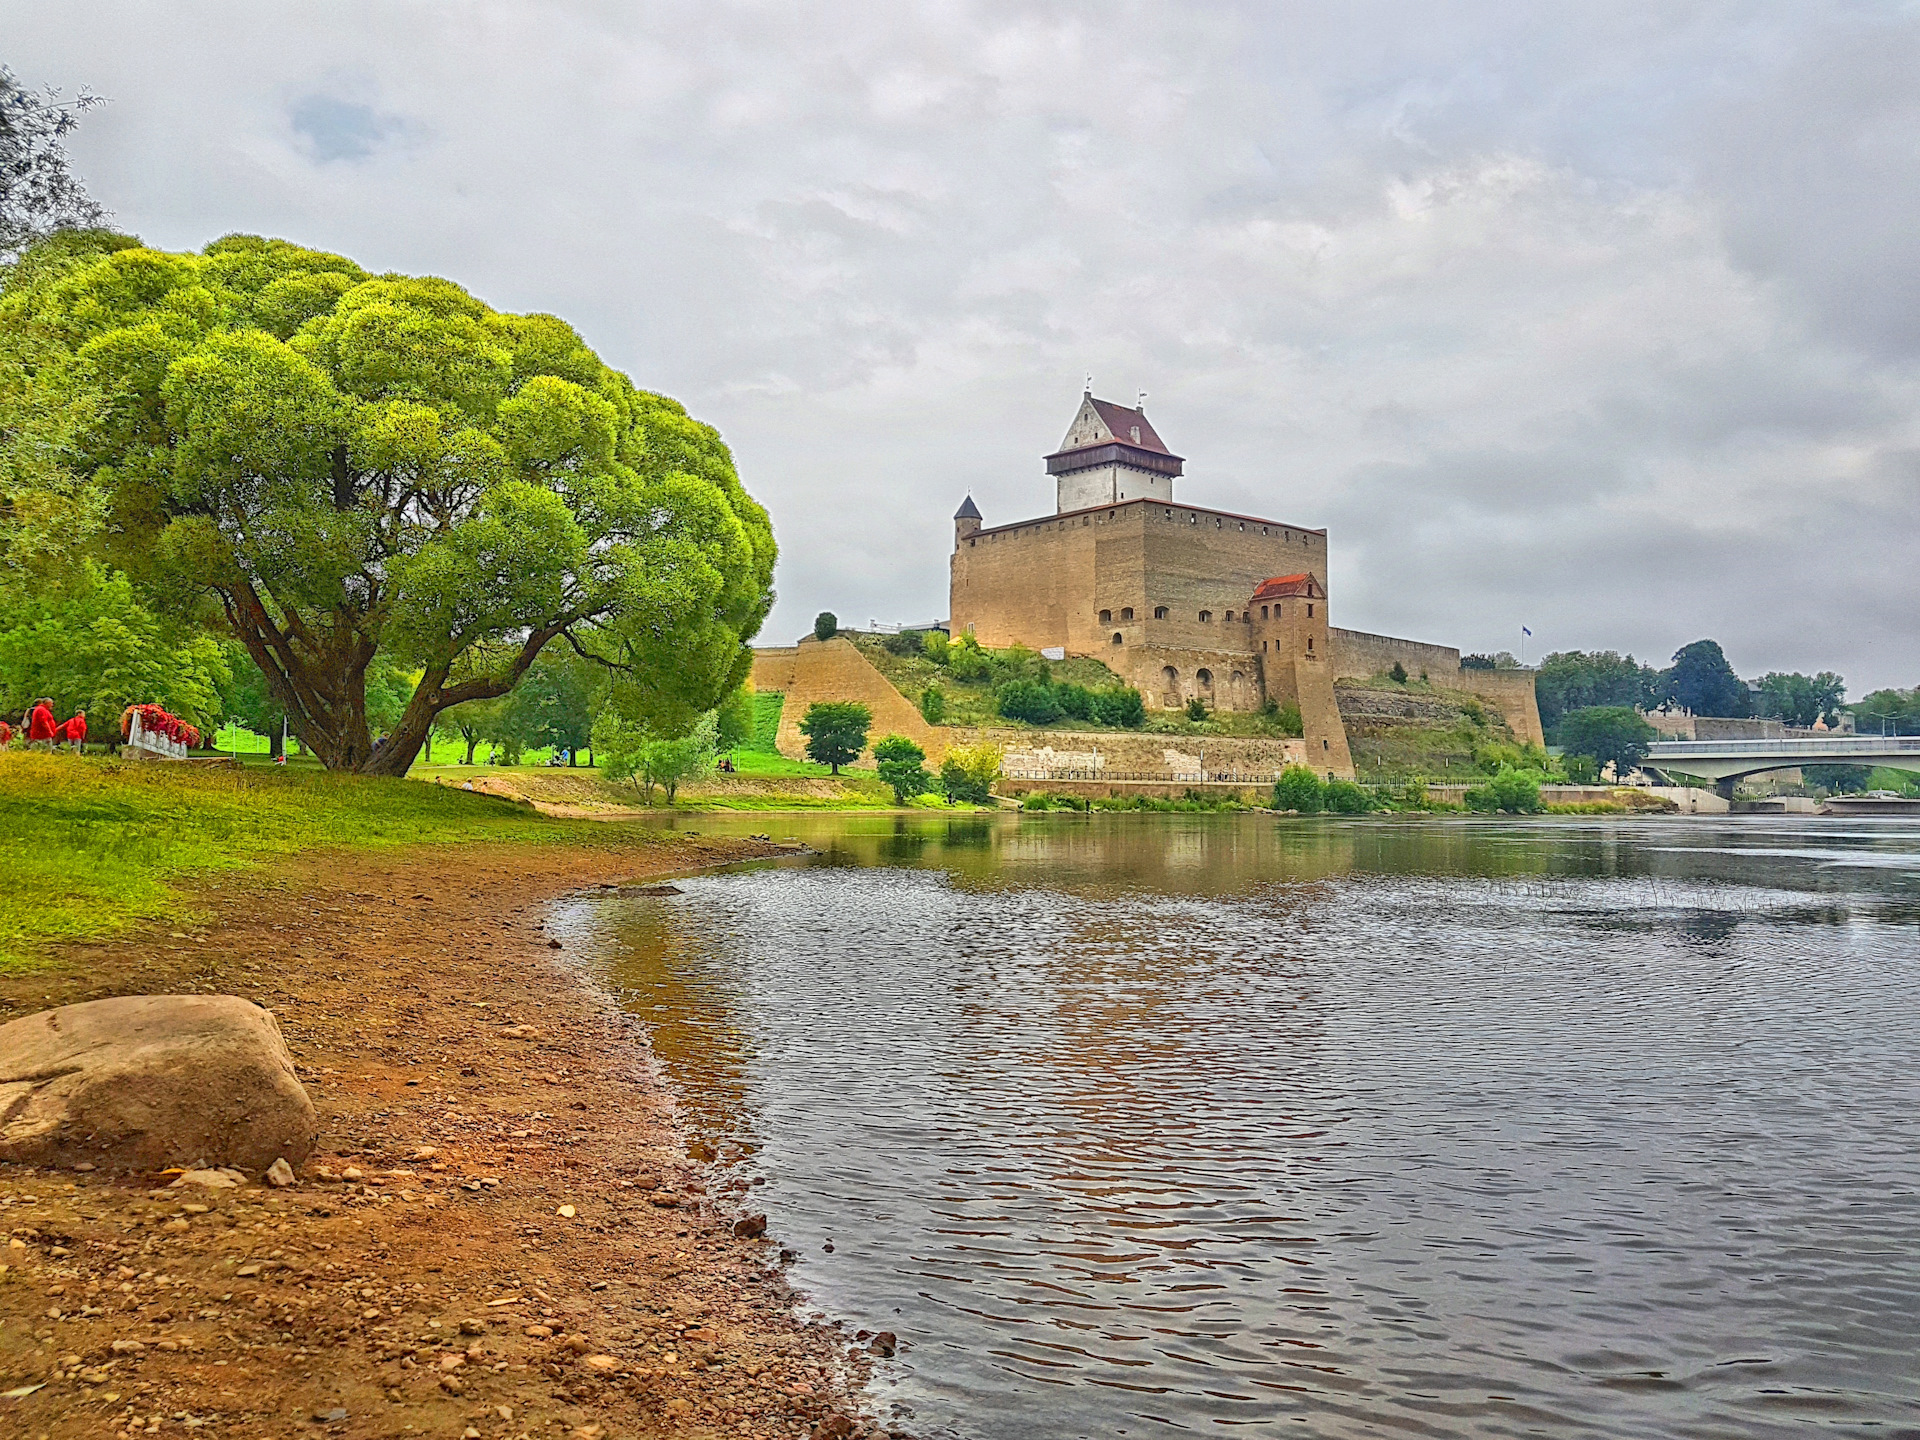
xmin=949 ymin=389 xmax=1541 ymax=776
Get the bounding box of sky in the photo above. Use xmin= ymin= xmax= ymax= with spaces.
xmin=11 ymin=1 xmax=1920 ymax=692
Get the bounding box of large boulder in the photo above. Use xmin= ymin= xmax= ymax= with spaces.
xmin=0 ymin=995 xmax=316 ymax=1174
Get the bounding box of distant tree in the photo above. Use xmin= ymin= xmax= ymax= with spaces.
xmin=1557 ymin=706 xmax=1656 ymax=778
xmin=0 ymin=68 xmax=108 ymax=259
xmin=1754 ymin=671 xmax=1846 ymax=729
xmin=918 ymin=684 xmax=947 ymax=725
xmin=715 ymin=683 xmax=755 ymax=752
xmin=1803 ymin=764 xmax=1871 ymax=795
xmin=1661 ymin=640 xmax=1748 ymax=717
xmin=499 ymin=650 xmax=596 ymax=763
xmin=1852 ymin=686 xmax=1920 ymax=735
xmin=813 ymin=612 xmax=838 ymax=642
xmin=1274 ymin=765 xmax=1325 ymax=814
xmin=799 ymin=700 xmax=869 ymax=773
xmin=1462 ymin=651 xmax=1520 ymax=671
xmin=999 ymin=680 xmax=1062 ymax=725
xmin=872 ymin=734 xmax=932 ymax=803
xmin=0 ymin=561 xmax=229 ymax=732
xmin=593 ymin=708 xmax=715 ymax=803
xmin=939 ymin=741 xmax=1003 ymax=804
xmin=1388 ymin=661 xmax=1407 ymax=684
xmin=1536 ymin=651 xmax=1661 ymax=728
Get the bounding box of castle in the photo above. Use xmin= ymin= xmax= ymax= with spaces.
xmin=949 ymin=391 xmax=1542 ymax=777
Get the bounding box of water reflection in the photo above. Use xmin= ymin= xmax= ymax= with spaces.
xmin=563 ymin=814 xmax=1920 ymax=1438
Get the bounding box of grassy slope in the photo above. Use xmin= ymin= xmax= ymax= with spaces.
xmin=1337 ymin=679 xmax=1519 ymax=783
xmin=0 ymin=753 xmax=668 ymax=972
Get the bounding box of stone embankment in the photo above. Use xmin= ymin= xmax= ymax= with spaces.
xmin=0 ymin=842 xmax=896 ymax=1440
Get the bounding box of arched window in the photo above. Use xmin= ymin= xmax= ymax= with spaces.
xmin=1224 ymin=610 xmax=1234 ymax=622
xmin=1198 ymin=610 xmax=1212 ymax=623
xmin=1162 ymin=665 xmax=1178 ymax=691
xmin=1120 ymin=607 xmax=1134 ymax=621
xmin=1196 ymin=668 xmax=1214 ymax=689
xmin=1111 ymin=632 xmax=1123 ymax=645
xmin=1307 ymin=636 xmax=1314 ymax=652
xmin=1099 ymin=609 xmax=1112 ymax=624
xmin=1154 ymin=605 xmax=1168 ymax=620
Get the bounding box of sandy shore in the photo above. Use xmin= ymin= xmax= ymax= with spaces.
xmin=0 ymin=836 xmax=888 ymax=1440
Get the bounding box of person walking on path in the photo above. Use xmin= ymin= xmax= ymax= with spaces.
xmin=63 ymin=710 xmax=87 ymax=753
xmin=26 ymin=698 xmax=57 ymax=750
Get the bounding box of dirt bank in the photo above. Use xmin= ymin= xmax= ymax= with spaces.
xmin=0 ymin=837 xmax=888 ymax=1440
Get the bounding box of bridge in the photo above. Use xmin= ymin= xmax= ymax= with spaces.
xmin=1644 ymin=736 xmax=1920 ymax=797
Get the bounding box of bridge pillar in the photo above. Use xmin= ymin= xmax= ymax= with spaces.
xmin=1714 ymin=777 xmax=1738 ymax=801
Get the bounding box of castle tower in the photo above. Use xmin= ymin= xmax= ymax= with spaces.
xmin=1249 ymin=573 xmax=1355 ymax=779
xmin=1045 ymin=389 xmax=1184 ymax=513
xmin=954 ymin=494 xmax=982 ymax=543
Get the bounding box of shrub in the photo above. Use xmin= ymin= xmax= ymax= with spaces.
xmin=1021 ymin=791 xmax=1084 ymax=811
xmin=813 ymin=611 xmax=838 ymax=642
xmin=919 ymin=685 xmax=947 ymax=724
xmin=1397 ymin=776 xmax=1430 ymax=810
xmin=1091 ymin=687 xmax=1146 ymax=728
xmin=1274 ymin=765 xmax=1325 ymax=814
xmin=881 ymin=629 xmax=924 ymax=656
xmin=872 ymin=734 xmax=932 ymax=803
xmin=999 ymin=680 xmax=1063 ymax=725
xmin=1464 ymin=767 xmax=1544 ymax=814
xmin=1561 ymin=753 xmax=1600 ymax=784
xmin=1388 ymin=661 xmax=1407 ymax=684
xmin=946 ymin=635 xmax=994 ymax=682
xmin=1055 ymin=683 xmax=1096 ymax=721
xmin=1324 ymin=779 xmax=1376 ymax=814
xmin=1185 ymin=696 xmax=1210 ymax=722
xmin=1263 ymin=700 xmax=1304 ymax=737
xmin=799 ymin=701 xmax=870 ymax=773
xmin=922 ymin=631 xmax=950 ymax=664
xmin=716 ymin=684 xmax=755 ymax=752
xmin=1459 ymin=698 xmax=1488 ymax=727
xmin=940 ymin=741 xmax=1003 ymax=804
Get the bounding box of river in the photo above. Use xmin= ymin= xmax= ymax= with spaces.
xmin=552 ymin=813 xmax=1920 ymax=1439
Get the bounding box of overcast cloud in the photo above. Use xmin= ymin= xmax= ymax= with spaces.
xmin=11 ymin=1 xmax=1919 ymax=689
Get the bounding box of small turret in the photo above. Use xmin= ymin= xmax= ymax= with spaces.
xmin=954 ymin=494 xmax=982 ymax=544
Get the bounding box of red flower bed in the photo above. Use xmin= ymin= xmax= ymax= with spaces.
xmin=125 ymin=703 xmax=203 ymax=749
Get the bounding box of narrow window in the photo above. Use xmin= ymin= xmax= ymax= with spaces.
xmin=1225 ymin=610 xmax=1234 ymax=622
xmin=1263 ymin=640 xmax=1268 ymax=652
xmin=1111 ymin=632 xmax=1123 ymax=645
xmin=1307 ymin=604 xmax=1314 ymax=618
xmin=1121 ymin=606 xmax=1135 ymax=621
xmin=1261 ymin=605 xmax=1269 ymax=619
xmin=1153 ymin=606 xmax=1168 ymax=620
xmin=1099 ymin=609 xmax=1112 ymax=625
xmin=1307 ymin=636 xmax=1314 ymax=651
xmin=1199 ymin=610 xmax=1212 ymax=623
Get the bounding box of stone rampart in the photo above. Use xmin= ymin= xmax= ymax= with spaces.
xmin=1329 ymin=627 xmax=1461 ymax=682
xmin=1450 ymin=668 xmax=1545 ymax=747
xmin=944 ymin=726 xmax=1308 ymax=778
xmin=751 ymin=637 xmax=943 ymax=765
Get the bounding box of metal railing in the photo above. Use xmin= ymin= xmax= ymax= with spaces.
xmin=1647 ymin=737 xmax=1920 ymax=758
xmin=1002 ymin=769 xmax=1282 ymax=784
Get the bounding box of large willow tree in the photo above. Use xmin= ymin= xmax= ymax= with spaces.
xmin=0 ymin=232 xmax=775 ymax=772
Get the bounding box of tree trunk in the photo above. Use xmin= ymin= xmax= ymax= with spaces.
xmin=463 ymin=732 xmax=477 ymax=765
xmin=269 ymin=725 xmax=285 ymax=760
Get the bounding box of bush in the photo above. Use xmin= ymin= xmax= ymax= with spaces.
xmin=1091 ymin=687 xmax=1146 ymax=728
xmin=1388 ymin=661 xmax=1407 ymax=684
xmin=946 ymin=635 xmax=994 ymax=682
xmin=1262 ymin=700 xmax=1304 ymax=737
xmin=1055 ymin=683 xmax=1095 ymax=721
xmin=1324 ymin=779 xmax=1376 ymax=813
xmin=1274 ymin=765 xmax=1325 ymax=814
xmin=813 ymin=611 xmax=838 ymax=642
xmin=1459 ymin=698 xmax=1488 ymax=727
xmin=918 ymin=685 xmax=947 ymax=724
xmin=799 ymin=701 xmax=870 ymax=773
xmin=1185 ymin=696 xmax=1210 ymax=722
xmin=999 ymin=679 xmax=1063 ymax=725
xmin=881 ymin=630 xmax=925 ymax=656
xmin=1464 ymin=767 xmax=1544 ymax=814
xmin=1561 ymin=753 xmax=1600 ymax=784
xmin=921 ymin=631 xmax=950 ymax=664
xmin=872 ymin=734 xmax=932 ymax=803
xmin=940 ymin=741 xmax=1003 ymax=804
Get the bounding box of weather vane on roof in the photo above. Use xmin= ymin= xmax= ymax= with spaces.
xmin=1137 ymin=388 xmax=1147 ymax=410
xmin=1085 ymin=374 xmax=1093 ymax=394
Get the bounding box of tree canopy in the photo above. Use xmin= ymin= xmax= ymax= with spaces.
xmin=799 ymin=700 xmax=869 ymax=773
xmin=1661 ymin=639 xmax=1748 ymax=717
xmin=0 ymin=233 xmax=775 ymax=772
xmin=1753 ymin=671 xmax=1845 ymax=729
xmin=0 ymin=69 xmax=107 ymax=261
xmin=1556 ymin=705 xmax=1655 ymax=778
xmin=1536 ymin=650 xmax=1659 ymax=729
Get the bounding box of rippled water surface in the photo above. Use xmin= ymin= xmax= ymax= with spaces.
xmin=558 ymin=815 xmax=1920 ymax=1438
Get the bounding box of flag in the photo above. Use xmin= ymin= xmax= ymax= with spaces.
xmin=1522 ymin=626 xmax=1532 ymax=636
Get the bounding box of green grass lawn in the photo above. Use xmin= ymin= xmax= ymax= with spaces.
xmin=0 ymin=752 xmax=668 ymax=973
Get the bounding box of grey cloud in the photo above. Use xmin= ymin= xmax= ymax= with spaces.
xmin=11 ymin=0 xmax=1920 ymax=690
xmin=288 ymin=93 xmax=410 ymax=164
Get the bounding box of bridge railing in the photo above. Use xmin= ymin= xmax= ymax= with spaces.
xmin=1646 ymin=737 xmax=1920 ymax=758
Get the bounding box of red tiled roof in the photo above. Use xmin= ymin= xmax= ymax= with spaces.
xmin=1086 ymin=398 xmax=1170 ymax=454
xmin=1251 ymin=573 xmax=1323 ymax=600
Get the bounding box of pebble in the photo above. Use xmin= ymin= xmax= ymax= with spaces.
xmin=523 ymin=1324 xmax=554 ymax=1338
xmin=265 ymin=1158 xmax=296 ymax=1187
xmin=556 ymin=1204 xmax=576 ymax=1219
xmin=582 ymin=1354 xmax=620 ymax=1373
xmin=732 ymin=1214 xmax=768 ymax=1239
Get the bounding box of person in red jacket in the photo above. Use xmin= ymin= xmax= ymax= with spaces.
xmin=0 ymin=718 xmax=12 ymax=747
xmin=63 ymin=711 xmax=88 ymax=753
xmin=25 ymin=699 xmax=57 ymax=749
